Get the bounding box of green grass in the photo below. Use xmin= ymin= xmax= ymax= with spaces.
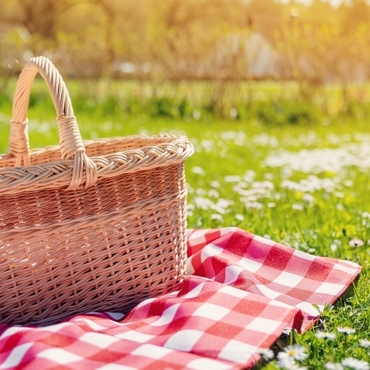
xmin=1 ymin=85 xmax=370 ymax=369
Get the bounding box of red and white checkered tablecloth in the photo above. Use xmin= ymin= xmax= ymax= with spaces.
xmin=0 ymin=228 xmax=361 ymax=369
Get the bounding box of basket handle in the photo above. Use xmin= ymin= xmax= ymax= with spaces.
xmin=9 ymin=56 xmax=97 ymax=190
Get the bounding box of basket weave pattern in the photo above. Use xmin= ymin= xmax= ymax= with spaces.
xmin=0 ymin=57 xmax=193 ymax=325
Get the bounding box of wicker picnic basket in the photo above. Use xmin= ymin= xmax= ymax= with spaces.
xmin=0 ymin=56 xmax=194 ymax=326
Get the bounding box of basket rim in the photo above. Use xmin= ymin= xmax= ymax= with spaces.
xmin=0 ymin=134 xmax=194 ymax=195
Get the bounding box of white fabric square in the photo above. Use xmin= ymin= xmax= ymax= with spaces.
xmin=224 ymin=265 xmax=244 ymax=284
xmin=201 ymin=243 xmax=224 ymax=262
xmin=183 ymin=281 xmax=206 ymax=299
xmin=187 ymin=358 xmax=232 ymax=370
xmin=188 ymin=230 xmax=207 ymax=247
xmin=256 ymin=284 xmax=281 ymax=299
xmin=253 ymin=235 xmax=275 ymax=246
xmin=219 ymin=285 xmax=248 ymax=299
xmin=293 ymin=249 xmax=316 ymax=261
xmin=274 ymin=271 xmax=304 ymax=287
xmin=116 ymin=331 xmax=154 ymax=343
xmin=0 ymin=343 xmax=33 ymax=370
xmin=219 ymin=340 xmax=257 ymax=363
xmin=221 ymin=227 xmax=238 ymax=235
xmin=38 ymin=348 xmax=83 ymax=364
xmin=238 ymin=257 xmax=263 ymax=273
xmin=315 ymin=282 xmax=343 ymax=295
xmin=44 ymin=322 xmax=75 ymax=333
xmin=151 ymin=303 xmax=180 ymax=326
xmin=333 ymin=262 xmax=359 ymax=274
xmin=246 ymin=317 xmax=282 ymax=333
xmin=131 ymin=343 xmax=173 ymax=359
xmin=72 ymin=318 xmax=107 ymax=331
xmin=186 ymin=257 xmax=196 ymax=274
xmin=0 ymin=327 xmax=33 ymax=340
xmin=97 ymin=365 xmax=136 ymax=370
xmin=296 ymin=301 xmax=324 ymax=316
xmin=192 ymin=303 xmax=230 ymax=320
xmin=79 ymin=332 xmax=121 ymax=348
xmin=164 ymin=329 xmax=204 ymax=351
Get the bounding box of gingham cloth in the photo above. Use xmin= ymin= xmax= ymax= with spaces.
xmin=0 ymin=227 xmax=361 ymax=370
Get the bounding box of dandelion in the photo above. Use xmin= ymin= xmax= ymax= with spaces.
xmin=359 ymin=339 xmax=370 ymax=348
xmin=341 ymin=357 xmax=370 ymax=370
xmin=337 ymin=327 xmax=356 ymax=335
xmin=349 ymin=238 xmax=364 ymax=248
xmin=325 ymin=362 xmax=344 ymax=370
xmin=277 ymin=344 xmax=308 ymax=362
xmin=315 ymin=331 xmax=336 ymax=340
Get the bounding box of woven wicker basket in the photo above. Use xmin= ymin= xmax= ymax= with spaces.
xmin=0 ymin=56 xmax=194 ymax=326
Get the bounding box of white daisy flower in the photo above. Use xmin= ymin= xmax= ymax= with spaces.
xmin=359 ymin=339 xmax=370 ymax=348
xmin=210 ymin=213 xmax=223 ymax=221
xmin=292 ymin=204 xmax=304 ymax=211
xmin=277 ymin=356 xmax=307 ymax=369
xmin=341 ymin=357 xmax=370 ymax=370
xmin=325 ymin=362 xmax=344 ymax=370
xmin=258 ymin=348 xmax=274 ymax=361
xmin=349 ymin=238 xmax=364 ymax=248
xmin=235 ymin=214 xmax=244 ymax=222
xmin=337 ymin=327 xmax=356 ymax=335
xmin=315 ymin=331 xmax=336 ymax=340
xmin=192 ymin=166 xmax=206 ymax=176
xmin=278 ymin=344 xmax=308 ymax=361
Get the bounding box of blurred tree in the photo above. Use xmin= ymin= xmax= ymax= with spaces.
xmin=246 ymin=0 xmax=286 ymax=43
xmin=0 ymin=0 xmax=86 ymax=41
xmin=340 ymin=0 xmax=370 ymax=33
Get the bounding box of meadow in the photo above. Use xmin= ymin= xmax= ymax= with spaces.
xmin=0 ymin=79 xmax=370 ymax=369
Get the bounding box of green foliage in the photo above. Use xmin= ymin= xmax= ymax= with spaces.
xmin=1 ymin=90 xmax=370 ymax=368
xmin=0 ymin=78 xmax=360 ymax=126
xmin=247 ymin=99 xmax=322 ymax=126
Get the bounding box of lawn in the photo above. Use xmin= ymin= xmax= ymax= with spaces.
xmin=0 ymin=80 xmax=370 ymax=369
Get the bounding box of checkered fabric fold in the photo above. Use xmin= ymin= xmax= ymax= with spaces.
xmin=0 ymin=228 xmax=361 ymax=369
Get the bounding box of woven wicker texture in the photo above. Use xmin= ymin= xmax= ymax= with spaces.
xmin=0 ymin=56 xmax=194 ymax=326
